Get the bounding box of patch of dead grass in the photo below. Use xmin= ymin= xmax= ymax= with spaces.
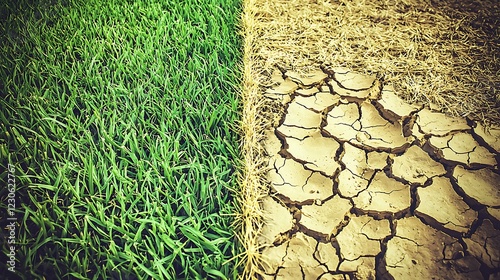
xmin=251 ymin=0 xmax=500 ymax=124
xmin=237 ymin=0 xmax=278 ymax=278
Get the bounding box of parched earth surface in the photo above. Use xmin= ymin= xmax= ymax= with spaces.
xmin=258 ymin=67 xmax=500 ymax=280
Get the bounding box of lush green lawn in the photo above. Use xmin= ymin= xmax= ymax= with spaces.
xmin=0 ymin=0 xmax=242 ymax=278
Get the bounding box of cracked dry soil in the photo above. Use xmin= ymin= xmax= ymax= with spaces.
xmin=258 ymin=67 xmax=500 ymax=280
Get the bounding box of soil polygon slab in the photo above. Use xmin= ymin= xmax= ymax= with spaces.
xmin=353 ymin=171 xmax=410 ymax=214
xmin=376 ymin=84 xmax=421 ymax=121
xmin=329 ymin=71 xmax=379 ymax=99
xmin=276 ymin=125 xmax=318 ymax=140
xmin=391 ymin=145 xmax=446 ymax=184
xmin=295 ymin=92 xmax=341 ymax=112
xmin=269 ymin=158 xmax=334 ymax=203
xmin=464 ymin=219 xmax=500 ymax=269
xmin=336 ymin=216 xmax=391 ymax=260
xmin=325 ymin=103 xmax=360 ymax=142
xmin=263 ymin=129 xmax=282 ymax=155
xmin=266 ymin=78 xmax=298 ymax=95
xmin=315 ymin=242 xmax=340 ymax=271
xmin=416 ymin=108 xmax=470 ymax=136
xmin=261 ymin=242 xmax=288 ymax=274
xmin=270 ymin=69 xmax=285 ymax=85
xmin=452 ymin=166 xmax=500 ymax=207
xmin=427 ymin=132 xmax=497 ymax=166
xmin=473 ymin=123 xmax=500 ymax=153
xmin=282 ymin=232 xmax=319 ymax=267
xmin=340 ymin=142 xmax=388 ymax=178
xmin=286 ymin=70 xmax=328 ymax=86
xmin=325 ymin=102 xmax=412 ymax=152
xmin=333 ymin=70 xmax=375 ymax=90
xmin=337 ymin=169 xmax=370 ymax=198
xmin=297 ymin=87 xmax=320 ymax=96
xmin=300 ymin=196 xmax=352 ymax=236
xmin=338 ymin=257 xmax=376 ymax=279
xmin=281 ymin=232 xmax=328 ymax=280
xmin=487 ymin=207 xmax=500 ymax=221
xmin=275 ymin=267 xmax=302 ymax=279
xmin=357 ymin=102 xmax=412 ymax=152
xmin=286 ymin=131 xmax=341 ymax=176
xmin=258 ymin=196 xmax=294 ymax=245
xmin=385 ymin=217 xmax=481 ymax=279
xmin=283 ymin=101 xmax=322 ymax=128
xmin=338 ymin=142 xmax=388 ymax=198
xmin=415 ymin=177 xmax=477 ymax=233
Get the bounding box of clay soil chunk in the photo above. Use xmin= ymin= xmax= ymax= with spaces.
xmin=353 ymin=171 xmax=410 ymax=214
xmin=376 ymin=85 xmax=421 ymax=121
xmin=296 ymin=87 xmax=320 ymax=96
xmin=341 ymin=142 xmax=388 ymax=177
xmin=286 ymin=130 xmax=341 ymax=176
xmin=295 ymin=92 xmax=340 ymax=112
xmin=275 ymin=267 xmax=302 ymax=280
xmin=258 ymin=196 xmax=294 ymax=245
xmin=280 ymin=232 xmax=327 ymax=280
xmin=338 ymin=143 xmax=388 ymax=197
xmin=286 ymin=70 xmax=328 ymax=86
xmin=325 ymin=102 xmax=412 ymax=152
xmin=487 ymin=207 xmax=500 ymax=221
xmin=357 ymin=102 xmax=412 ymax=152
xmin=464 ymin=219 xmax=500 ymax=269
xmin=427 ymin=132 xmax=497 ymax=166
xmin=336 ymin=216 xmax=391 ymax=260
xmin=282 ymin=232 xmax=319 ymax=268
xmin=300 ymin=196 xmax=352 ymax=236
xmin=453 ymin=166 xmax=500 ymax=208
xmin=261 ymin=242 xmax=288 ymax=275
xmin=416 ymin=108 xmax=470 ymax=136
xmin=270 ymin=69 xmax=285 ymax=85
xmin=474 ymin=123 xmax=500 ymax=153
xmin=268 ymin=158 xmax=334 ymax=203
xmin=276 ymin=125 xmax=318 ymax=141
xmin=338 ymin=257 xmax=376 ymax=279
xmin=415 ymin=177 xmax=477 ymax=233
xmin=265 ymin=78 xmax=298 ymax=95
xmin=324 ymin=102 xmax=360 ymax=142
xmin=328 ymin=70 xmax=379 ymax=99
xmin=337 ymin=169 xmax=370 ymax=198
xmin=392 ymin=145 xmax=446 ymax=184
xmin=283 ymin=101 xmax=322 ymax=128
xmin=385 ymin=217 xmax=483 ymax=280
xmin=263 ymin=129 xmax=282 ymax=156
xmin=315 ymin=242 xmax=340 ymax=271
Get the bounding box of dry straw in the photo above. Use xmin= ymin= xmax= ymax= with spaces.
xmin=237 ymin=0 xmax=276 ymax=278
xmin=249 ymin=0 xmax=499 ymax=124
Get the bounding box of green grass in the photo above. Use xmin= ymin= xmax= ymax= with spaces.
xmin=0 ymin=0 xmax=242 ymax=278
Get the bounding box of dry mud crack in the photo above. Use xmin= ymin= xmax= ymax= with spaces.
xmin=258 ymin=68 xmax=500 ymax=280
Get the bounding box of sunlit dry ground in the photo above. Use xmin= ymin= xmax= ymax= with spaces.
xmin=239 ymin=0 xmax=500 ymax=279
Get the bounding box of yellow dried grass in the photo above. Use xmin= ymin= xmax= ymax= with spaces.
xmin=250 ymin=0 xmax=500 ymax=124
xmin=236 ymin=0 xmax=276 ymax=278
